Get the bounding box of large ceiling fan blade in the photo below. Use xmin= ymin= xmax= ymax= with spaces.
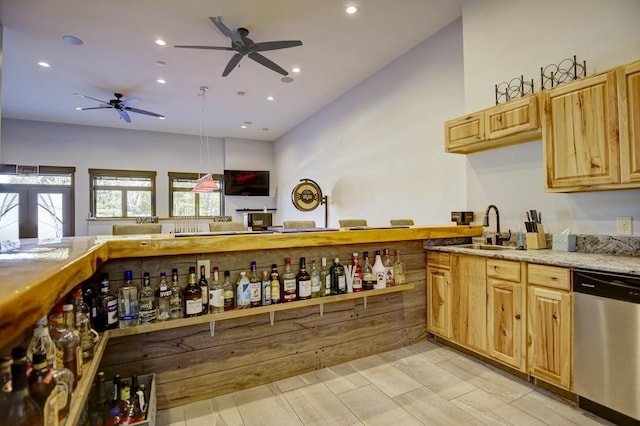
xmin=254 ymin=40 xmax=303 ymax=52
xmin=74 ymin=92 xmax=108 ymax=104
xmin=117 ymin=109 xmax=132 ymax=123
xmin=222 ymin=53 xmax=244 ymax=77
xmin=174 ymin=45 xmax=234 ymax=51
xmin=210 ymin=16 xmax=243 ymax=48
xmin=126 ymin=107 xmax=164 ymax=118
xmin=248 ymin=52 xmax=288 ymax=76
xmin=77 ymin=106 xmax=112 ymax=111
xmin=121 ymin=98 xmax=139 ymax=107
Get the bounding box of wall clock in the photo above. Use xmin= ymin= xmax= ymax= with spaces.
xmin=291 ymin=179 xmax=322 ymax=211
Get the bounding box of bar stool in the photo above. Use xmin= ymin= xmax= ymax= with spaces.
xmin=209 ymin=222 xmax=246 ymax=232
xmin=390 ymin=219 xmax=414 ymax=226
xmin=112 ymin=224 xmax=162 ymax=235
xmin=338 ymin=219 xmax=368 ymax=228
xmin=283 ymin=220 xmax=316 ymax=229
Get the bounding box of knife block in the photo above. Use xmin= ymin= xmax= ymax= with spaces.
xmin=526 ymin=224 xmax=547 ymax=249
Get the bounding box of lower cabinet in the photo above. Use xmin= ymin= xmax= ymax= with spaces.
xmin=451 ymin=254 xmax=487 ymax=353
xmin=426 ymin=251 xmax=451 ymax=338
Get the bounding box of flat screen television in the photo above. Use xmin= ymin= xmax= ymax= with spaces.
xmin=223 ymin=170 xmax=270 ymax=196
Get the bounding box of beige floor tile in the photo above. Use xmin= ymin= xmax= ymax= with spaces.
xmin=311 ymin=367 xmax=361 ymax=395
xmin=437 ymin=352 xmax=495 ymax=381
xmin=452 ymin=388 xmax=545 ymax=425
xmin=156 ymin=406 xmax=187 ymax=426
xmin=283 ymin=382 xmax=362 ymax=426
xmin=510 ymin=391 xmax=616 ymax=425
xmin=394 ymin=386 xmax=485 ymax=425
xmin=182 ymin=399 xmax=214 ymax=426
xmin=339 ymin=384 xmax=422 ymax=426
xmin=408 ymin=341 xmax=460 ymax=364
xmin=349 ymin=355 xmax=423 ymax=398
xmin=210 ymin=393 xmax=244 ymax=426
xmin=467 ymin=369 xmax=534 ymax=403
xmin=232 ymin=384 xmax=302 ymax=426
xmin=276 ymin=375 xmax=313 ymax=393
xmin=326 ymin=363 xmax=371 ymax=389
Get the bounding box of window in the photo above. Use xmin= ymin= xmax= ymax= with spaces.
xmin=90 ymin=169 xmax=156 ymax=218
xmin=169 ymin=172 xmax=222 ymax=217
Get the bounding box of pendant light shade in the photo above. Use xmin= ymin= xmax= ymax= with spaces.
xmin=192 ymin=174 xmax=219 ymax=193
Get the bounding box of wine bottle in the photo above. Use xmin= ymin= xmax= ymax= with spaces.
xmin=184 ymin=266 xmax=203 ymax=317
xmin=296 ymin=257 xmax=312 ymax=300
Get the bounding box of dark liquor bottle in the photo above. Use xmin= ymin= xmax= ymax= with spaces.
xmin=6 ymin=347 xmax=43 ymax=426
xmin=223 ymin=271 xmax=235 ymax=311
xmin=330 ymin=258 xmax=346 ymax=295
xmin=351 ymin=253 xmax=364 ymax=292
xmin=270 ymin=264 xmax=281 ymax=304
xmin=362 ymin=251 xmax=376 ymax=291
xmin=296 ymin=257 xmax=312 ymax=300
xmin=96 ymin=371 xmax=108 ymax=424
xmin=27 ymin=351 xmax=57 ymax=422
xmin=82 ymin=281 xmax=99 ymax=329
xmin=198 ymin=265 xmax=209 ymax=314
xmin=249 ymin=261 xmax=262 ymax=307
xmin=96 ymin=273 xmax=118 ymax=331
xmin=184 ymin=266 xmax=203 ymax=317
xmin=281 ymin=258 xmax=297 ymax=302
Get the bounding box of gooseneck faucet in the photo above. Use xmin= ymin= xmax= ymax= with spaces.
xmin=483 ymin=204 xmax=510 ymax=245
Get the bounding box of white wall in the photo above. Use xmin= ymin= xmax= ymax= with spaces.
xmin=462 ymin=0 xmax=640 ymax=235
xmin=274 ymin=19 xmax=467 ymax=228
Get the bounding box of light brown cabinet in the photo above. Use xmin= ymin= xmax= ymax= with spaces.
xmin=445 ymin=94 xmax=541 ymax=154
xmin=426 ymin=251 xmax=451 ymax=338
xmin=450 ymin=254 xmax=487 ymax=353
xmin=618 ymin=60 xmax=640 ymax=184
xmin=526 ymin=264 xmax=572 ymax=390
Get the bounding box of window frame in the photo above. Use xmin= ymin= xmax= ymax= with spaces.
xmin=89 ymin=168 xmax=156 ymax=218
xmin=168 ymin=172 xmax=224 ymax=218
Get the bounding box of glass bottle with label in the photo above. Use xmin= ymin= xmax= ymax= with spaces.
xmin=281 ymin=258 xmax=297 ymax=302
xmin=351 ymin=253 xmax=363 ymax=292
xmin=6 ymin=347 xmax=43 ymax=426
xmin=156 ymin=272 xmax=171 ymax=321
xmin=270 ymin=264 xmax=280 ymax=304
xmin=82 ymin=281 xmax=99 ymax=330
xmin=393 ymin=249 xmax=406 ymax=284
xmin=209 ymin=267 xmax=224 ymax=313
xmin=198 ymin=265 xmax=209 ymax=314
xmin=330 ymin=258 xmax=346 ymax=295
xmin=47 ymin=309 xmax=74 ymax=417
xmin=139 ymin=272 xmax=159 ymax=323
xmin=73 ymin=285 xmax=98 ymax=361
xmin=320 ymin=258 xmax=330 ymax=297
xmin=310 ymin=259 xmax=321 ymax=298
xmin=249 ymin=261 xmax=262 ymax=307
xmin=97 ymin=273 xmax=118 ymax=331
xmin=261 ymin=270 xmax=272 ymax=305
xmin=169 ymin=269 xmax=184 ymax=319
xmin=119 ymin=271 xmax=139 ymax=328
xmin=27 ymin=351 xmax=57 ymax=421
xmin=0 ymin=356 xmax=12 ymax=417
xmin=27 ymin=315 xmax=56 ymax=368
xmin=236 ymin=272 xmax=250 ymax=309
xmin=362 ymin=251 xmax=376 ymax=291
xmin=184 ymin=266 xmax=203 ymax=317
xmin=223 ymin=271 xmax=234 ymax=311
xmin=372 ymin=250 xmax=387 ymax=289
xmin=383 ymin=248 xmax=395 ymax=286
xmin=296 ymin=257 xmax=312 ymax=300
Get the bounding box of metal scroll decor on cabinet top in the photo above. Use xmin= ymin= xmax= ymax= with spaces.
xmin=540 ymin=55 xmax=587 ymax=90
xmin=495 ymin=75 xmax=535 ymax=105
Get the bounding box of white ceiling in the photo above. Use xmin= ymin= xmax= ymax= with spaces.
xmin=0 ymin=0 xmax=461 ymax=141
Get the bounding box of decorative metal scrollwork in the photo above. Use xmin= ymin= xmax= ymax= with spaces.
xmin=540 ymin=55 xmax=587 ymax=90
xmin=495 ymin=75 xmax=535 ymax=105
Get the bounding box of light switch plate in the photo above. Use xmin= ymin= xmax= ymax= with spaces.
xmin=617 ymin=216 xmax=633 ymax=235
xmin=197 ymin=259 xmax=211 ymax=278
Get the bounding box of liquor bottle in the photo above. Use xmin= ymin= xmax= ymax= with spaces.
xmin=118 ymin=270 xmax=139 ymax=328
xmin=209 ymin=267 xmax=224 ymax=313
xmin=310 ymin=259 xmax=321 ymax=298
xmin=296 ymin=257 xmax=312 ymax=300
xmin=270 ymin=264 xmax=281 ymax=304
xmin=320 ymin=258 xmax=330 ymax=297
xmin=50 ymin=304 xmax=82 ymax=383
xmin=362 ymin=251 xmax=376 ymax=291
xmin=261 ymin=270 xmax=272 ymax=306
xmin=198 ymin=265 xmax=209 ymax=314
xmin=372 ymin=250 xmax=387 ymax=289
xmin=0 ymin=356 xmax=11 ymax=417
xmin=393 ymin=249 xmax=406 ymax=284
xmin=156 ymin=272 xmax=172 ymax=321
xmin=46 ymin=309 xmax=74 ymax=418
xmin=236 ymin=272 xmax=250 ymax=309
xmin=27 ymin=351 xmax=57 ymax=421
xmin=95 ymin=371 xmax=108 ymax=425
xmin=351 ymin=253 xmax=364 ymax=292
xmin=184 ymin=266 xmax=203 ymax=317
xmin=96 ymin=273 xmax=118 ymax=331
xmin=27 ymin=315 xmax=56 ymax=368
xmin=72 ymin=285 xmax=97 ymax=361
xmin=330 ymin=258 xmax=346 ymax=295
xmin=169 ymin=269 xmax=184 ymax=319
xmin=51 ymin=359 xmax=73 ymax=421
xmin=249 ymin=261 xmax=262 ymax=307
xmin=82 ymin=281 xmax=99 ymax=330
xmin=383 ymin=248 xmax=395 ymax=286
xmin=122 ymin=391 xmax=144 ymax=424
xmin=139 ymin=272 xmax=159 ymax=323
xmin=110 ymin=374 xmax=121 ymax=409
xmin=6 ymin=347 xmax=43 ymax=426
xmin=223 ymin=271 xmax=234 ymax=311
xmin=281 ymin=258 xmax=297 ymax=302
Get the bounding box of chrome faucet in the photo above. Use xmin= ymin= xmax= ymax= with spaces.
xmin=483 ymin=204 xmax=510 ymax=245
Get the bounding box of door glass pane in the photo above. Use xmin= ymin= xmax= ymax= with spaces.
xmin=127 ymin=191 xmax=152 ymax=216
xmin=0 ymin=193 xmax=20 ymax=240
xmin=37 ymin=193 xmax=63 ymax=239
xmin=96 ymin=190 xmax=122 ymax=217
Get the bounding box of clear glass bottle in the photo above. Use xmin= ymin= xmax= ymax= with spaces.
xmin=209 ymin=267 xmax=224 ymax=313
xmin=0 ymin=356 xmax=12 ymax=416
xmin=372 ymin=250 xmax=387 ymax=289
xmin=310 ymin=259 xmax=321 ymax=298
xmin=156 ymin=272 xmax=172 ymax=321
xmin=184 ymin=266 xmax=203 ymax=317
xmin=6 ymin=347 xmax=43 ymax=426
xmin=27 ymin=351 xmax=56 ymax=421
xmin=118 ymin=270 xmax=139 ymax=328
xmin=73 ymin=285 xmax=97 ymax=361
xmin=362 ymin=251 xmax=376 ymax=291
xmin=393 ymin=249 xmax=406 ymax=285
xmin=296 ymin=257 xmax=312 ymax=300
xmin=27 ymin=315 xmax=56 ymax=368
xmin=169 ymin=269 xmax=184 ymax=319
xmin=261 ymin=270 xmax=272 ymax=306
xmin=281 ymin=258 xmax=297 ymax=302
xmin=236 ymin=272 xmax=250 ymax=309
xmin=97 ymin=273 xmax=118 ymax=331
xmin=82 ymin=281 xmax=99 ymax=330
xmin=223 ymin=271 xmax=234 ymax=311
xmin=351 ymin=253 xmax=364 ymax=292
xmin=270 ymin=264 xmax=281 ymax=304
xmin=320 ymin=258 xmax=330 ymax=297
xmin=330 ymin=258 xmax=346 ymax=295
xmin=383 ymin=248 xmax=395 ymax=286
xmin=249 ymin=261 xmax=262 ymax=307
xmin=47 ymin=307 xmax=74 ymax=417
xmin=198 ymin=265 xmax=209 ymax=314
xmin=139 ymin=272 xmax=159 ymax=323
xmin=50 ymin=304 xmax=82 ymax=384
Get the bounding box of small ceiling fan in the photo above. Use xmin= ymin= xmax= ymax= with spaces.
xmin=175 ymin=16 xmax=303 ymax=77
xmin=74 ymin=92 xmax=165 ymax=123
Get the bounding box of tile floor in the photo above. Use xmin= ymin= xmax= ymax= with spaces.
xmin=156 ymin=339 xmax=612 ymax=426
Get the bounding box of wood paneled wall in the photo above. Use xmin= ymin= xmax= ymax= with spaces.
xmin=97 ymin=240 xmax=427 ymax=409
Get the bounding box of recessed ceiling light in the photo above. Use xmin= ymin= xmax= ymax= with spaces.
xmin=241 ymin=125 xmax=247 ymax=129
xmin=244 ymin=121 xmax=253 ymax=125
xmin=38 ymin=61 xmax=51 ymax=68
xmin=266 ymin=96 xmax=275 ymax=101
xmin=155 ymin=39 xmax=166 ymax=46
xmin=281 ymin=76 xmax=294 ymax=83
xmin=75 ymin=107 xmax=82 ymax=111
xmin=158 ymin=116 xmax=166 ymax=120
xmin=262 ymin=128 xmax=269 ymax=131
xmin=292 ymin=67 xmax=301 ymax=73
xmin=157 ymin=79 xmax=166 ymax=84
xmin=63 ymin=35 xmax=83 ymax=46
xmin=346 ymin=6 xmax=358 ymax=14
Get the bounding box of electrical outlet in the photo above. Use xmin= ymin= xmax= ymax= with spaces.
xmin=197 ymin=259 xmax=211 ymax=278
xmin=617 ymin=216 xmax=633 ymax=235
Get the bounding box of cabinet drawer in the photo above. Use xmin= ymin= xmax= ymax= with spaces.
xmin=427 ymin=251 xmax=450 ymax=269
xmin=487 ymin=259 xmax=521 ymax=282
xmin=527 ymin=264 xmax=571 ymax=291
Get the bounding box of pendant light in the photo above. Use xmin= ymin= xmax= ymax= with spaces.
xmin=192 ymin=86 xmax=219 ymax=193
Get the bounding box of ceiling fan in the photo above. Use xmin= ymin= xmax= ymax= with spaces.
xmin=175 ymin=16 xmax=303 ymax=77
xmin=74 ymin=92 xmax=165 ymax=123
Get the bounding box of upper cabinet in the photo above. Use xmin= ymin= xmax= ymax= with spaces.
xmin=618 ymin=60 xmax=640 ymax=184
xmin=445 ymin=94 xmax=541 ymax=154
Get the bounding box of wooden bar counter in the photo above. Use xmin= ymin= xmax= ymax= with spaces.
xmin=0 ymin=225 xmax=481 ymax=414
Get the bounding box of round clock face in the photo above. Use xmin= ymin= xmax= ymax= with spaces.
xmin=292 ymin=181 xmax=321 ymax=211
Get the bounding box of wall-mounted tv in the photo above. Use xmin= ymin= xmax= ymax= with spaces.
xmin=223 ymin=170 xmax=270 ymax=196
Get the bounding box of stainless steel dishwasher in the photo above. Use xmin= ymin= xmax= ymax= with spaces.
xmin=574 ymin=269 xmax=640 ymax=425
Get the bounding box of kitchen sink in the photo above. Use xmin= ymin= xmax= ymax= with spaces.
xmin=455 ymin=243 xmax=516 ymax=251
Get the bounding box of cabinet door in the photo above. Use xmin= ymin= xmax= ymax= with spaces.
xmin=445 ymin=112 xmax=485 ymax=152
xmin=618 ymin=60 xmax=640 ymax=183
xmin=487 ymin=278 xmax=523 ymax=369
xmin=451 ymin=255 xmax=487 ymax=353
xmin=426 ymin=266 xmax=451 ymax=338
xmin=486 ymin=94 xmax=540 ymax=141
xmin=527 ymin=286 xmax=572 ymax=390
xmin=543 ymin=71 xmax=619 ymax=191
